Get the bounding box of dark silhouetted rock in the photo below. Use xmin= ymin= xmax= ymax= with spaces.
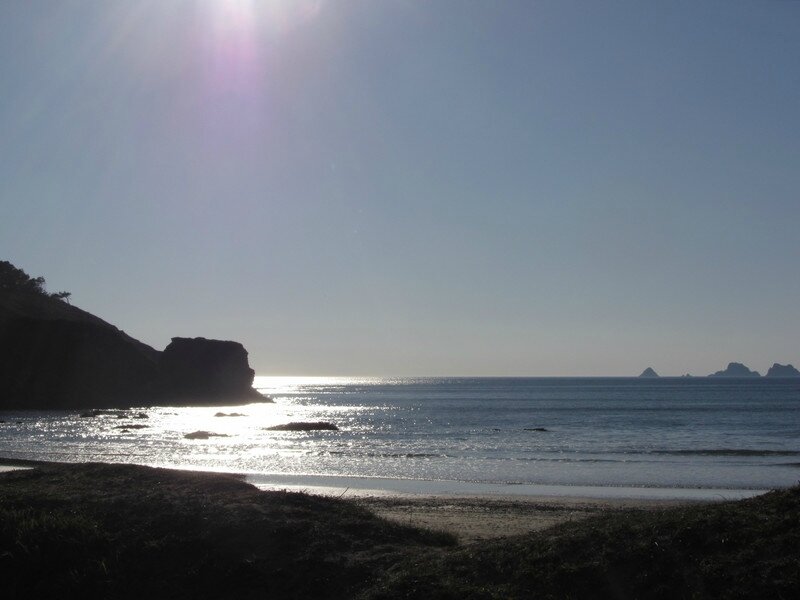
xmin=1 ymin=289 xmax=160 ymax=409
xmin=266 ymin=422 xmax=339 ymax=431
xmin=524 ymin=427 xmax=549 ymax=432
xmin=766 ymin=363 xmax=800 ymax=377
xmin=215 ymin=412 xmax=246 ymax=417
xmin=1 ymin=262 xmax=268 ymax=409
xmin=639 ymin=367 xmax=659 ymax=378
xmin=159 ymin=337 xmax=265 ymax=403
xmin=184 ymin=430 xmax=230 ymax=440
xmin=80 ymin=410 xmax=119 ymax=418
xmin=709 ymin=362 xmax=761 ymax=377
xmin=113 ymin=424 xmax=148 ymax=430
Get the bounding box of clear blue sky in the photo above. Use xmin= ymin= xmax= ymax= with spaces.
xmin=1 ymin=1 xmax=798 ymax=376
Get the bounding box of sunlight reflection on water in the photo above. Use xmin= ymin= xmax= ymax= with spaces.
xmin=1 ymin=378 xmax=798 ymax=493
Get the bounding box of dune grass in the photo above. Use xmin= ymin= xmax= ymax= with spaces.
xmin=0 ymin=462 xmax=454 ymax=599
xmin=1 ymin=462 xmax=798 ymax=599
xmin=363 ymin=486 xmax=800 ymax=599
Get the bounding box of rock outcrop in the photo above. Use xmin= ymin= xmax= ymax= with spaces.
xmin=184 ymin=430 xmax=230 ymax=440
xmin=708 ymin=362 xmax=761 ymax=378
xmin=159 ymin=337 xmax=263 ymax=403
xmin=638 ymin=367 xmax=659 ymax=378
xmin=266 ymin=422 xmax=339 ymax=432
xmin=1 ymin=270 xmax=267 ymax=409
xmin=765 ymin=363 xmax=800 ymax=378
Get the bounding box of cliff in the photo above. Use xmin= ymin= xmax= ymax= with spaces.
xmin=708 ymin=362 xmax=761 ymax=378
xmin=159 ymin=337 xmax=262 ymax=402
xmin=0 ymin=289 xmax=265 ymax=409
xmin=765 ymin=363 xmax=800 ymax=378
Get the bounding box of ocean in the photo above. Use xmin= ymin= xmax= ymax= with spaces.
xmin=1 ymin=377 xmax=798 ymax=499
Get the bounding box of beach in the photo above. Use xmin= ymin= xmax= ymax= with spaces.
xmin=355 ymin=495 xmax=697 ymax=543
xmin=3 ymin=459 xmax=797 ymax=598
xmin=0 ymin=458 xmax=698 ymax=545
xmin=243 ymin=472 xmax=724 ymax=543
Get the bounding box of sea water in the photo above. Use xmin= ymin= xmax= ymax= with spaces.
xmin=0 ymin=377 xmax=798 ymax=498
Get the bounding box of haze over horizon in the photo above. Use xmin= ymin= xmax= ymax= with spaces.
xmin=1 ymin=1 xmax=798 ymax=377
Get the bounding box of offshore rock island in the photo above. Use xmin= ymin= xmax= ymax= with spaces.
xmin=0 ymin=261 xmax=266 ymax=409
xmin=708 ymin=362 xmax=761 ymax=378
xmin=638 ymin=367 xmax=659 ymax=378
xmin=639 ymin=362 xmax=799 ymax=378
xmin=637 ymin=362 xmax=800 ymax=378
xmin=766 ymin=363 xmax=800 ymax=378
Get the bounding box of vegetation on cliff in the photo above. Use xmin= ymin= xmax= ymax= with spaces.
xmin=0 ymin=260 xmax=71 ymax=302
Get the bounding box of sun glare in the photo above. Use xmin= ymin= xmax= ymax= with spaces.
xmin=209 ymin=0 xmax=323 ymax=36
xmin=201 ymin=0 xmax=325 ymax=98
xmin=213 ymin=0 xmax=256 ymax=34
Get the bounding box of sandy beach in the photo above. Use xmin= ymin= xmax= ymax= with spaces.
xmin=0 ymin=460 xmax=705 ymax=547
xmin=1 ymin=459 xmax=797 ymax=599
xmin=244 ymin=472 xmax=755 ymax=544
xmin=0 ymin=459 xmax=728 ymax=544
xmin=354 ymin=494 xmax=698 ymax=543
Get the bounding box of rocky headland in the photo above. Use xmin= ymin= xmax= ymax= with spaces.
xmin=159 ymin=337 xmax=262 ymax=402
xmin=0 ymin=261 xmax=266 ymax=409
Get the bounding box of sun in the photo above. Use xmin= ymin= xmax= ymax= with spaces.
xmin=209 ymin=0 xmax=324 ymax=36
xmin=213 ymin=0 xmax=256 ymax=34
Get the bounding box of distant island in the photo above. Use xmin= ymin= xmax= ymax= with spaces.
xmin=766 ymin=363 xmax=800 ymax=378
xmin=0 ymin=260 xmax=267 ymax=409
xmin=637 ymin=362 xmax=800 ymax=378
xmin=708 ymin=362 xmax=761 ymax=378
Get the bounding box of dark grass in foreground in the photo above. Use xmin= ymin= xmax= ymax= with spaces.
xmin=1 ymin=464 xmax=798 ymax=599
xmin=364 ymin=488 xmax=800 ymax=599
xmin=0 ymin=463 xmax=455 ymax=599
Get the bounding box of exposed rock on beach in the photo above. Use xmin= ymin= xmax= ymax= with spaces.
xmin=266 ymin=422 xmax=339 ymax=432
xmin=183 ymin=431 xmax=230 ymax=440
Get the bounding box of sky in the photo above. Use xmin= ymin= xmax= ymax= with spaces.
xmin=1 ymin=0 xmax=798 ymax=376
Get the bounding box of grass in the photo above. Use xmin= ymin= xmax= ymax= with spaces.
xmin=1 ymin=462 xmax=798 ymax=599
xmin=0 ymin=463 xmax=454 ymax=599
xmin=362 ymin=486 xmax=800 ymax=599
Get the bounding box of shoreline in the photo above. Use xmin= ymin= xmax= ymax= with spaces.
xmin=244 ymin=471 xmax=765 ymax=543
xmin=2 ymin=459 xmax=797 ymax=597
xmin=244 ymin=471 xmax=768 ymax=501
xmin=0 ymin=457 xmax=767 ymax=544
xmin=1 ymin=455 xmax=769 ymax=501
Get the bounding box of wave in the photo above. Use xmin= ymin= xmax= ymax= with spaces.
xmin=651 ymin=449 xmax=800 ymax=457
